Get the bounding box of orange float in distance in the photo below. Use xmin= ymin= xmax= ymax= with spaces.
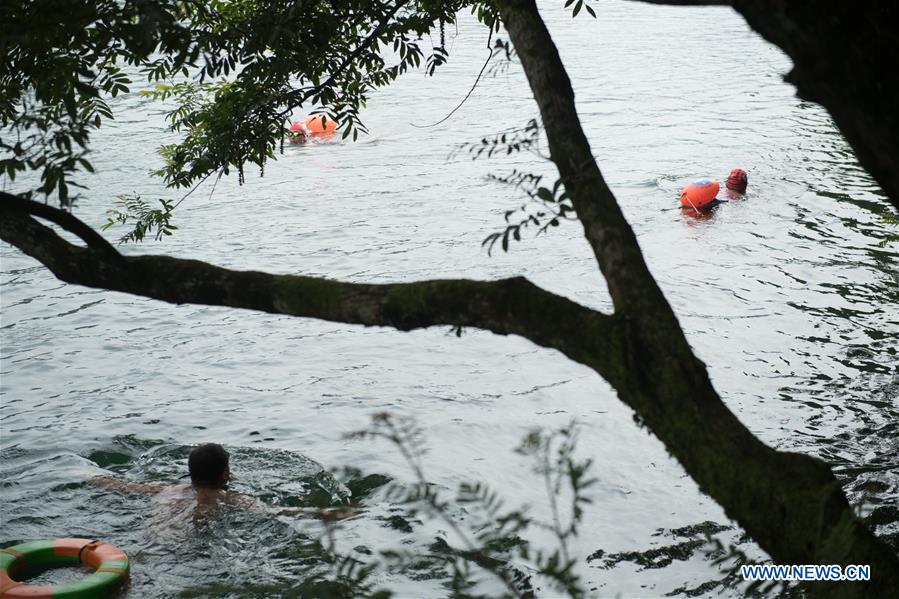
xmin=679 ymin=178 xmax=720 ymax=209
xmin=304 ymin=115 xmax=337 ymax=135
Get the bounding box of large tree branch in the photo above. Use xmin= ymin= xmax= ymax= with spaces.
xmin=3 ymin=2 xmax=897 ymax=593
xmin=497 ymin=1 xmax=899 ymax=595
xmin=0 ymin=203 xmax=625 ymax=387
xmin=1 ymin=192 xmax=122 ymax=260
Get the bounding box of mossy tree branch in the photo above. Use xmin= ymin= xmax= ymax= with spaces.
xmin=0 ymin=199 xmax=625 ymax=388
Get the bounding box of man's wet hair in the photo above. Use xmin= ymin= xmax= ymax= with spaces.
xmin=188 ymin=443 xmax=229 ymax=486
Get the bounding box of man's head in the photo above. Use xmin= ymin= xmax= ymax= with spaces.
xmin=188 ymin=443 xmax=230 ymax=488
xmin=726 ymin=168 xmax=748 ymax=193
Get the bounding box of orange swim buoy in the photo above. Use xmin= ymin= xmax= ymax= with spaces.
xmin=304 ymin=115 xmax=337 ymax=135
xmin=679 ymin=178 xmax=720 ymax=209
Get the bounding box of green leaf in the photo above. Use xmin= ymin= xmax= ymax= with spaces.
xmin=536 ymin=187 xmax=555 ymax=203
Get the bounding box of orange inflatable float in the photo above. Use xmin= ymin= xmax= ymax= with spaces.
xmin=679 ymin=178 xmax=720 ymax=209
xmin=304 ymin=115 xmax=337 ymax=135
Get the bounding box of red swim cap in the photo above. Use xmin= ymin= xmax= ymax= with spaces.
xmin=726 ymin=168 xmax=748 ymax=192
xmin=289 ymin=121 xmax=306 ymax=133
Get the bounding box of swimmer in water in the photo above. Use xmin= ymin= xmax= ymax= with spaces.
xmin=707 ymin=168 xmax=748 ymax=205
xmin=680 ymin=168 xmax=749 ymax=215
xmin=724 ymin=168 xmax=748 ymax=197
xmin=286 ymin=121 xmax=308 ymax=145
xmin=89 ymin=443 xmax=354 ymax=520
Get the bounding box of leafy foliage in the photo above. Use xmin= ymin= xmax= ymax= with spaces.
xmin=878 ymin=210 xmax=899 ymax=247
xmin=101 ymin=194 xmax=177 ymax=243
xmin=703 ymin=535 xmax=789 ymax=597
xmin=563 ymin=0 xmax=599 ymax=19
xmin=514 ymin=422 xmax=595 ymax=597
xmin=454 ymin=119 xmax=579 ymax=254
xmin=2 ymin=0 xmax=497 ymax=211
xmin=0 ymin=1 xmax=194 ymax=206
xmin=3 ymin=0 xmax=592 ymax=253
xmin=302 ymin=413 xmax=598 ymax=598
xmin=482 ymin=171 xmax=577 ymax=254
xmin=456 ymin=118 xmax=543 ymax=161
xmin=486 ymin=38 xmax=518 ymax=79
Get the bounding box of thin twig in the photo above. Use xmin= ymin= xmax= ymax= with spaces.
xmin=410 ymin=25 xmax=496 ymax=129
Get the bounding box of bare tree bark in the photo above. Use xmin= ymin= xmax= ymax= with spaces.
xmin=496 ymin=0 xmax=898 ymax=595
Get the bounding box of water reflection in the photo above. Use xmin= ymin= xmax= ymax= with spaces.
xmin=681 ymin=204 xmax=720 ymax=223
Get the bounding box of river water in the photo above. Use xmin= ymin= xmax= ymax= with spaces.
xmin=2 ymin=2 xmax=897 ymax=597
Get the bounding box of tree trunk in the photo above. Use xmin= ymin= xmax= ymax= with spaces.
xmin=735 ymin=0 xmax=899 ymax=211
xmin=496 ymin=1 xmax=899 ymax=595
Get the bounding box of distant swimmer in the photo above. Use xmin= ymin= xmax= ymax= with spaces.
xmin=725 ymin=167 xmax=748 ymax=196
xmin=286 ymin=121 xmax=308 ymax=144
xmin=89 ymin=443 xmax=355 ymax=521
xmin=679 ymin=168 xmax=748 ymax=211
xmin=285 ymin=116 xmax=339 ymax=144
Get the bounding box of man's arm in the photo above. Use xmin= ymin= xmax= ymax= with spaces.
xmin=88 ymin=475 xmax=169 ymax=495
xmin=273 ymin=506 xmax=360 ymax=521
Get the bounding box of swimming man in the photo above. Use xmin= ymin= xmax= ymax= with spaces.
xmin=90 ymin=443 xmax=353 ymax=520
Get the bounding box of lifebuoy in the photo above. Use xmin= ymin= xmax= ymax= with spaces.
xmin=1 ymin=538 xmax=129 ymax=598
xmin=679 ymin=178 xmax=720 ymax=209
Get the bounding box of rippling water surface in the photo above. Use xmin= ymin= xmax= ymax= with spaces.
xmin=2 ymin=2 xmax=897 ymax=597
